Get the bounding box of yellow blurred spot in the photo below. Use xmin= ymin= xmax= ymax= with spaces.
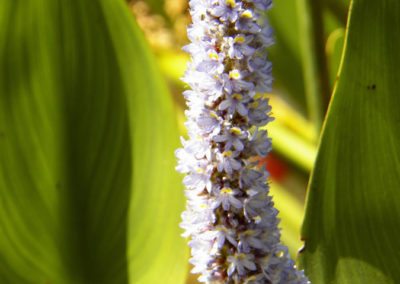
xmin=165 ymin=0 xmax=187 ymax=18
xmin=242 ymin=230 xmax=255 ymax=236
xmin=209 ymin=51 xmax=219 ymax=60
xmin=221 ymin=187 xmax=233 ymax=194
xmin=200 ymin=203 xmax=208 ymax=209
xmin=253 ymin=93 xmax=263 ymax=100
xmin=250 ymin=101 xmax=259 ymax=108
xmin=229 ymin=69 xmax=241 ymax=80
xmin=217 ymin=226 xmax=228 ymax=233
xmin=236 ymin=253 xmax=246 ymax=260
xmin=244 ymin=275 xmax=258 ymax=283
xmin=253 ymin=215 xmax=261 ymax=222
xmin=130 ymin=1 xmax=173 ymax=49
xmin=210 ymin=111 xmax=219 ymax=119
xmin=241 ymin=10 xmax=253 ymax=19
xmin=232 ymin=93 xmax=243 ymax=100
xmin=226 ymin=0 xmax=236 ymax=8
xmin=234 ymin=36 xmax=245 ymax=44
xmin=229 ymin=127 xmax=242 ymax=135
xmin=276 ymin=250 xmax=285 ymax=258
xmin=223 ymin=151 xmax=233 ymax=157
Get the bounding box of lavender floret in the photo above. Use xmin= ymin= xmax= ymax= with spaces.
xmin=176 ymin=0 xmax=310 ymax=283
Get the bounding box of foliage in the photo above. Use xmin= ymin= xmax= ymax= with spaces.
xmin=1 ymin=0 xmax=399 ymax=283
xmin=300 ymin=0 xmax=400 ymax=283
xmin=0 ymin=1 xmax=186 ymax=283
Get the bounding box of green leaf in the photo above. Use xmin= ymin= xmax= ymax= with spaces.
xmin=268 ymin=0 xmax=307 ymax=113
xmin=326 ymin=28 xmax=345 ymax=89
xmin=0 ymin=1 xmax=186 ymax=283
xmin=297 ymin=0 xmax=331 ymax=131
xmin=299 ymin=1 xmax=400 ymax=283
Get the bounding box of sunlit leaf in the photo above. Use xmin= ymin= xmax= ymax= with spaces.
xmin=300 ymin=1 xmax=400 ymax=283
xmin=0 ymin=1 xmax=186 ymax=283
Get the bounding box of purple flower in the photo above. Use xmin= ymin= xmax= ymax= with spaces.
xmin=246 ymin=0 xmax=273 ymax=10
xmin=210 ymin=0 xmax=241 ymax=22
xmin=213 ymin=126 xmax=247 ymax=151
xmin=248 ymin=129 xmax=272 ymax=157
xmin=248 ymin=98 xmax=274 ymax=126
xmin=238 ymin=229 xmax=265 ymax=252
xmin=224 ymin=35 xmax=256 ymax=59
xmin=196 ymin=110 xmax=222 ymax=134
xmin=196 ymin=50 xmax=225 ymax=74
xmin=227 ymin=253 xmax=257 ymax=276
xmin=202 ymin=225 xmax=238 ymax=249
xmin=216 ymin=150 xmax=242 ymax=174
xmin=211 ymin=187 xmax=243 ymax=211
xmin=243 ymin=193 xmax=268 ymax=220
xmin=221 ymin=70 xmax=255 ymax=94
xmin=219 ymin=93 xmax=250 ymax=116
xmin=177 ymin=0 xmax=310 ymax=283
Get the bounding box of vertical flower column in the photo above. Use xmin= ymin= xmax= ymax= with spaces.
xmin=176 ymin=0 xmax=309 ymax=283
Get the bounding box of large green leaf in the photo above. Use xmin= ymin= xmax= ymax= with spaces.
xmin=0 ymin=1 xmax=186 ymax=283
xmin=299 ymin=1 xmax=400 ymax=283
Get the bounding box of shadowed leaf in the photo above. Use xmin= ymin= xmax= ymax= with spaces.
xmin=300 ymin=1 xmax=400 ymax=283
xmin=0 ymin=1 xmax=186 ymax=283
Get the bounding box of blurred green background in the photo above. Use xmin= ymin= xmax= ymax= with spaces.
xmin=3 ymin=0 xmax=400 ymax=283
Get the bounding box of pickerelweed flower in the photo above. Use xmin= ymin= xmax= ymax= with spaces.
xmin=176 ymin=0 xmax=310 ymax=283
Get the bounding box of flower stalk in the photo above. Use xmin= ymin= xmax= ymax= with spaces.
xmin=176 ymin=0 xmax=309 ymax=282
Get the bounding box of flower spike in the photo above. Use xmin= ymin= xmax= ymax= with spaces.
xmin=176 ymin=0 xmax=310 ymax=283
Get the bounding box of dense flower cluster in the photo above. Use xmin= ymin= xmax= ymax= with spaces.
xmin=176 ymin=0 xmax=309 ymax=283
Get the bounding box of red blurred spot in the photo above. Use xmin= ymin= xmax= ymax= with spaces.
xmin=259 ymin=153 xmax=288 ymax=182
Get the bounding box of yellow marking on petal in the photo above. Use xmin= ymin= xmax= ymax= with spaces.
xmin=237 ymin=253 xmax=246 ymax=260
xmin=196 ymin=168 xmax=204 ymax=174
xmin=221 ymin=187 xmax=233 ymax=194
xmin=245 ymin=275 xmax=258 ymax=283
xmin=229 ymin=127 xmax=242 ymax=135
xmin=210 ymin=112 xmax=219 ymax=119
xmin=229 ymin=69 xmax=241 ymax=80
xmin=276 ymin=250 xmax=285 ymax=258
xmin=262 ymin=254 xmax=271 ymax=264
xmin=250 ymin=101 xmax=259 ymax=108
xmin=253 ymin=93 xmax=263 ymax=100
xmin=209 ymin=51 xmax=219 ymax=60
xmin=226 ymin=0 xmax=236 ymax=8
xmin=243 ymin=230 xmax=255 ymax=236
xmin=232 ymin=93 xmax=243 ymax=100
xmin=200 ymin=203 xmax=208 ymax=209
xmin=253 ymin=215 xmax=262 ymax=222
xmin=223 ymin=150 xmax=233 ymax=157
xmin=234 ymin=36 xmax=245 ymax=44
xmin=217 ymin=226 xmax=228 ymax=232
xmin=241 ymin=10 xmax=253 ymax=18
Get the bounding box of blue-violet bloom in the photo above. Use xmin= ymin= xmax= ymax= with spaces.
xmin=176 ymin=0 xmax=310 ymax=283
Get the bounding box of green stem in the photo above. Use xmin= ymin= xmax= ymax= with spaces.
xmin=297 ymin=0 xmax=331 ymax=131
